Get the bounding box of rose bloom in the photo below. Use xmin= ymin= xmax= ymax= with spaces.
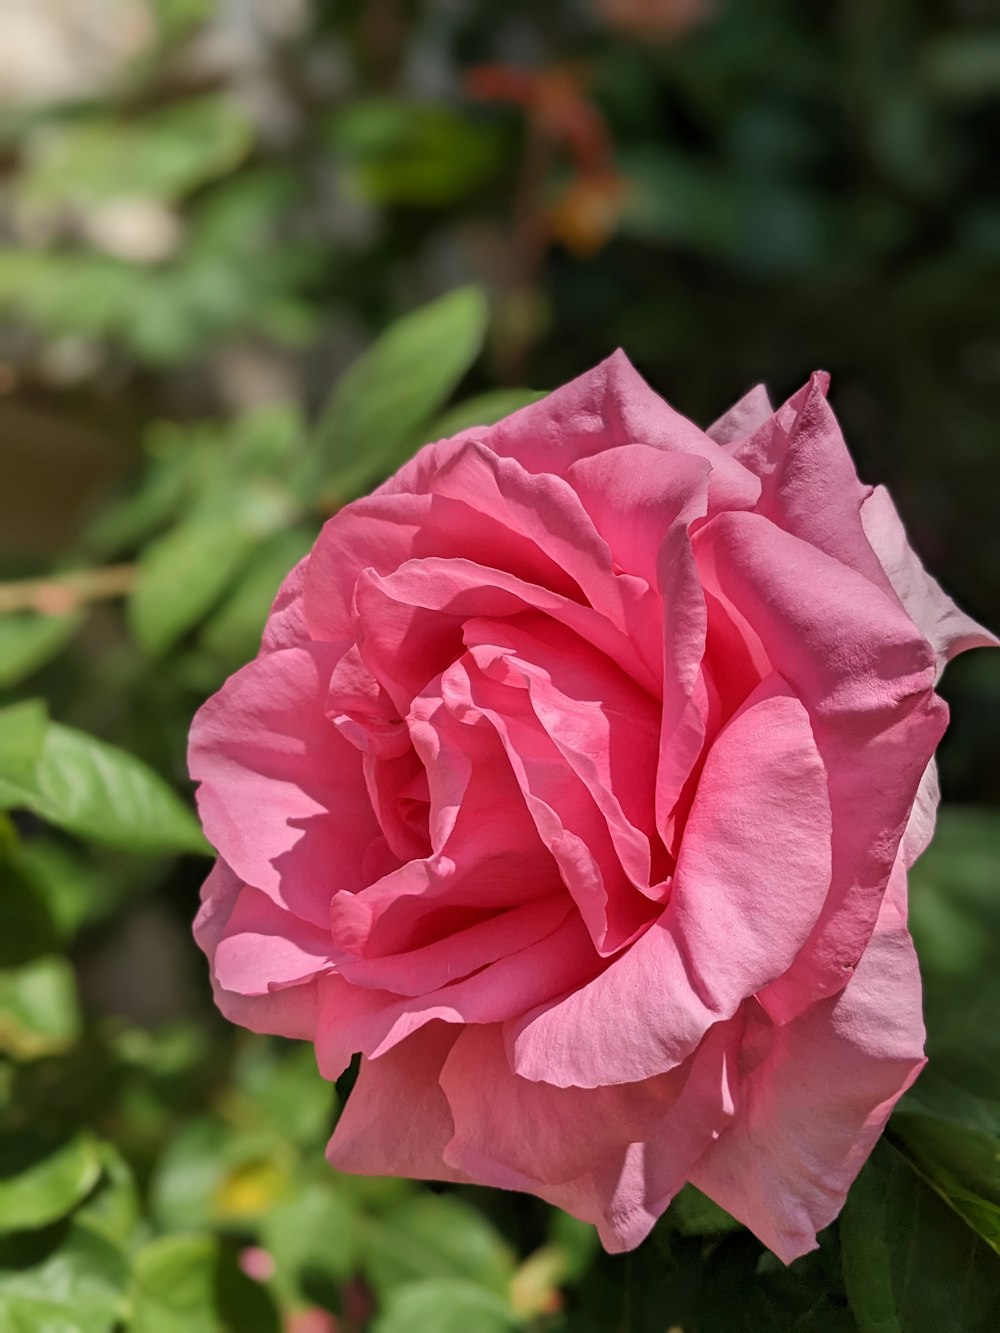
xmin=190 ymin=354 xmax=994 ymax=1261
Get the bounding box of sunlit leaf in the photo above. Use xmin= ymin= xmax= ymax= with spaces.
xmin=363 ymin=1193 xmax=516 ymax=1298
xmin=130 ymin=1233 xmax=280 ymax=1333
xmin=313 ymin=286 xmax=489 ymax=500
xmin=373 ymin=1278 xmax=521 ymax=1333
xmin=16 ymin=721 xmax=206 ymax=854
xmin=0 ymin=700 xmax=48 ymax=807
xmin=0 ymin=1218 xmax=130 ymax=1333
xmin=0 ymin=1134 xmax=101 ymax=1233
xmin=0 ymin=956 xmax=81 ymax=1060
xmin=19 ymin=97 xmax=252 ymax=210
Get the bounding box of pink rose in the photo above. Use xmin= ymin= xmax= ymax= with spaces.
xmin=189 ymin=353 xmax=994 ymax=1261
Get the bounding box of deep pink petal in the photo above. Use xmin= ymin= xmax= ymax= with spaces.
xmin=213 ymin=884 xmax=338 ymax=996
xmin=467 ymin=350 xmax=759 ymax=513
xmin=326 ymin=1021 xmax=470 ymax=1183
xmin=509 ymin=674 xmax=831 ymax=1088
xmin=453 ymin=653 xmax=655 ymax=952
xmin=463 ymin=613 xmax=665 ymax=895
xmin=353 ymin=556 xmax=659 ymax=711
xmin=193 ymin=860 xmax=320 ymax=1040
xmin=534 ymin=1017 xmax=742 ymax=1252
xmin=695 ymin=511 xmax=944 ymax=1020
xmin=313 ymin=911 xmax=597 ymax=1078
xmin=731 ymin=374 xmax=896 ymax=595
xmin=189 ymin=644 xmax=381 ymax=926
xmin=690 ymin=899 xmax=926 ymax=1264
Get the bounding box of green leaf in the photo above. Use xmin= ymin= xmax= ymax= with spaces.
xmin=258 ymin=1181 xmax=357 ymax=1301
xmin=891 ymin=1117 xmax=1000 ymax=1254
xmin=201 ymin=527 xmax=315 ymax=667
xmin=0 ymin=1134 xmax=101 ymax=1233
xmin=0 ymin=1218 xmax=130 ymax=1333
xmin=425 ymin=388 xmax=547 ymax=440
xmin=330 ymin=99 xmax=505 ymax=207
xmin=363 ymin=1194 xmax=516 ymax=1298
xmin=19 ymin=97 xmax=252 ymax=211
xmin=899 ymin=806 xmax=1000 ymax=1251
xmin=0 ymin=615 xmax=82 ymax=688
xmin=129 ymin=487 xmax=292 ymax=655
xmin=130 ymin=1234 xmax=280 ymax=1333
xmin=668 ymin=1183 xmax=744 ymax=1236
xmin=0 ymin=957 xmax=82 ymax=1060
xmin=76 ymin=1144 xmax=142 ymax=1250
xmin=0 ymin=700 xmax=48 ymax=807
xmin=841 ymin=1140 xmax=1000 ymax=1333
xmin=313 ymin=286 xmax=489 ymax=500
xmin=19 ymin=722 xmax=206 ymax=854
xmin=373 ymin=1278 xmax=521 ymax=1333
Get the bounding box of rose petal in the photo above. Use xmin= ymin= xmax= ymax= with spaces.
xmin=453 ymin=653 xmax=655 ymax=952
xmin=194 ymin=860 xmax=320 ymax=1040
xmin=189 ymin=644 xmax=381 ymax=926
xmin=326 ymin=1021 xmax=470 ymax=1182
xmin=690 ymin=898 xmax=925 ymax=1264
xmin=535 ymin=1016 xmax=742 ymax=1252
xmin=213 ymin=884 xmax=338 ymax=996
xmin=695 ymin=511 xmax=944 ymax=1020
xmin=439 ymin=1023 xmax=686 ymax=1186
xmin=304 ymin=478 xmax=582 ymax=646
xmin=732 ymin=374 xmax=896 ymax=594
xmin=470 ymin=350 xmax=759 ymax=512
xmin=861 ymin=484 xmax=998 ymax=675
xmin=509 ymin=673 xmax=832 ymax=1087
xmin=314 ymin=911 xmax=597 ymax=1078
xmin=707 ymin=383 xmax=774 ymax=447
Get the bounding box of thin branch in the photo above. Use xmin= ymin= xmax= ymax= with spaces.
xmin=0 ymin=564 xmax=137 ymax=616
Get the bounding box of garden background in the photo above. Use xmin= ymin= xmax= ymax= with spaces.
xmin=1 ymin=2 xmax=998 ymax=1329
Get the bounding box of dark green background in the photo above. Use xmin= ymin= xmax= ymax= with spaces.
xmin=0 ymin=2 xmax=997 ymax=1329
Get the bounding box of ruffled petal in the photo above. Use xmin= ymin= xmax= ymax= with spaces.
xmin=188 ymin=643 xmax=381 ymax=926
xmin=508 ymin=674 xmax=831 ymax=1088
xmin=690 ymin=898 xmax=925 ymax=1264
xmin=861 ymin=484 xmax=998 ymax=675
xmin=213 ymin=884 xmax=338 ymax=995
xmin=193 ymin=860 xmax=320 ymax=1040
xmin=469 ymin=350 xmax=759 ymax=513
xmin=695 ymin=511 xmax=945 ymax=1020
xmin=326 ymin=1021 xmax=470 ymax=1183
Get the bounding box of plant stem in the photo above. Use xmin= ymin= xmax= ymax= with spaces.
xmin=0 ymin=564 xmax=137 ymax=615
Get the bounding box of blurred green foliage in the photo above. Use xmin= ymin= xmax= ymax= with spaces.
xmin=0 ymin=1 xmax=997 ymax=1329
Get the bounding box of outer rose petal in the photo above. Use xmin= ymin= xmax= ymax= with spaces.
xmin=260 ymin=556 xmax=311 ymax=654
xmin=690 ymin=897 xmax=925 ymax=1264
xmin=439 ymin=1023 xmax=687 ymax=1186
xmin=213 ymin=885 xmax=338 ymax=995
xmin=326 ymin=1021 xmax=471 ymax=1183
xmin=194 ymin=860 xmax=320 ymax=1040
xmin=439 ymin=1017 xmax=741 ymax=1252
xmin=189 ymin=644 xmax=382 ymax=926
xmin=707 ymin=383 xmax=774 ymax=447
xmin=732 ymin=373 xmax=896 ymax=595
xmin=695 ymin=512 xmax=944 ymax=1020
xmin=458 ymin=350 xmax=759 ymax=513
xmin=861 ymin=484 xmax=998 ymax=675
